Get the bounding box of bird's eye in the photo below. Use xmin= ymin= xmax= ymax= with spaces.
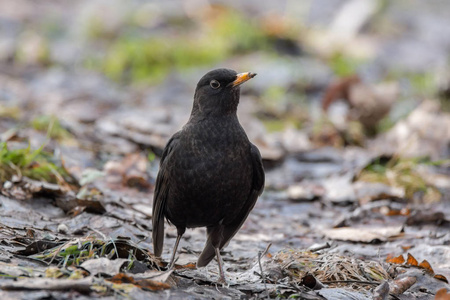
xmin=210 ymin=80 xmax=220 ymax=89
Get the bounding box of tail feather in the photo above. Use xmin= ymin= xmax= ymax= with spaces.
xmin=152 ymin=216 xmax=165 ymax=257
xmin=197 ymin=241 xmax=216 ymax=267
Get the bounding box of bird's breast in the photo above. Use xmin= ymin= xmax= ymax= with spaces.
xmin=165 ymin=120 xmax=253 ymax=228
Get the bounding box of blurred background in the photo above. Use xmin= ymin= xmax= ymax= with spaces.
xmin=1 ymin=0 xmax=450 ymax=143
xmin=1 ymin=0 xmax=450 ymax=151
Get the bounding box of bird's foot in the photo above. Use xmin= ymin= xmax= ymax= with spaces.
xmin=217 ymin=275 xmax=229 ymax=288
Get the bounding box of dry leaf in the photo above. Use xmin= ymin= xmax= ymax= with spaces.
xmin=135 ymin=279 xmax=170 ymax=291
xmin=418 ymin=259 xmax=434 ymax=274
xmin=80 ymin=258 xmax=129 ymax=276
xmin=406 ymin=253 xmax=418 ymax=266
xmin=322 ymin=226 xmax=403 ymax=243
xmin=387 ymin=254 xmax=405 ymax=264
xmin=434 ymin=274 xmax=449 ymax=284
xmin=435 ymin=288 xmax=450 ymax=300
xmin=107 ymin=273 xmax=135 ymax=284
xmin=175 ymin=262 xmax=196 ymax=270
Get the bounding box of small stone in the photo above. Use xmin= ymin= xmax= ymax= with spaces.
xmin=3 ymin=181 xmax=13 ymax=189
xmin=57 ymin=224 xmax=69 ymax=234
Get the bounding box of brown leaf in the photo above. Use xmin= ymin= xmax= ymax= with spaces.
xmin=386 ymin=254 xmax=405 ymax=264
xmin=135 ymin=279 xmax=170 ymax=291
xmin=418 ymin=259 xmax=434 ymax=274
xmin=107 ymin=273 xmax=135 ymax=284
xmin=434 ymin=274 xmax=449 ymax=284
xmin=435 ymin=288 xmax=450 ymax=300
xmin=106 ymin=273 xmax=170 ymax=291
xmin=175 ymin=262 xmax=196 ymax=270
xmin=406 ymin=253 xmax=418 ymax=266
xmin=400 ymin=245 xmax=413 ymax=251
xmin=389 ymin=276 xmax=417 ymax=296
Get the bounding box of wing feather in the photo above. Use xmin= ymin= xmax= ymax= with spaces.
xmin=152 ymin=132 xmax=181 ymax=257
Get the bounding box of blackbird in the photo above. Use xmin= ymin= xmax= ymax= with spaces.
xmin=152 ymin=68 xmax=265 ymax=283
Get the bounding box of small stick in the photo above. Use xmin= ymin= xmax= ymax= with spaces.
xmin=258 ymin=249 xmax=270 ymax=299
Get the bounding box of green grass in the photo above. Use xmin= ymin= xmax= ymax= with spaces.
xmin=0 ymin=142 xmax=72 ymax=184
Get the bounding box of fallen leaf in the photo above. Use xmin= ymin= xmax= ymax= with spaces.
xmin=135 ymin=279 xmax=170 ymax=291
xmin=80 ymin=258 xmax=129 ymax=276
xmin=175 ymin=262 xmax=196 ymax=270
xmin=418 ymin=259 xmax=434 ymax=274
xmin=435 ymin=288 xmax=450 ymax=300
xmin=107 ymin=273 xmax=135 ymax=284
xmin=387 ymin=254 xmax=405 ymax=264
xmin=0 ymin=277 xmax=94 ymax=293
xmin=434 ymin=275 xmax=449 ymax=284
xmin=401 ymin=245 xmax=413 ymax=251
xmin=106 ymin=273 xmax=170 ymax=291
xmin=406 ymin=253 xmax=418 ymax=266
xmin=322 ymin=226 xmax=403 ymax=243
xmin=134 ymin=270 xmax=173 ymax=283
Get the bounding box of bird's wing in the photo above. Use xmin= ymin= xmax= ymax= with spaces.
xmin=152 ymin=131 xmax=181 ymax=257
xmin=197 ymin=143 xmax=265 ymax=267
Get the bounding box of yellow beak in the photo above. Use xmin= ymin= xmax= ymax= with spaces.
xmin=228 ymin=72 xmax=257 ymax=87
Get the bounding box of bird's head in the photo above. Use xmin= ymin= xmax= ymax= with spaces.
xmin=191 ymin=68 xmax=256 ymax=117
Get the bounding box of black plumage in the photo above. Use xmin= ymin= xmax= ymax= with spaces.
xmin=152 ymin=68 xmax=264 ymax=283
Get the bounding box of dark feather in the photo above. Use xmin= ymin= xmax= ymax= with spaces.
xmin=152 ymin=132 xmax=181 ymax=257
xmin=197 ymin=144 xmax=264 ymax=267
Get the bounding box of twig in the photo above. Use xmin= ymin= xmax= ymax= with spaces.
xmin=261 ymin=242 xmax=272 ymax=257
xmin=258 ymin=250 xmax=269 ymax=300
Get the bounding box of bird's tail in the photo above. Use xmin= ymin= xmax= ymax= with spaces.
xmin=197 ymin=241 xmax=216 ymax=267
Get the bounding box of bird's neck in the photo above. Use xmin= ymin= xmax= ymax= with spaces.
xmin=188 ymin=110 xmax=238 ymax=124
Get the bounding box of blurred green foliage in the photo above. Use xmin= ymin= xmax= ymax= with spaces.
xmin=0 ymin=142 xmax=71 ymax=184
xmin=89 ymin=9 xmax=272 ymax=84
xmin=31 ymin=115 xmax=72 ymax=141
xmin=358 ymin=156 xmax=447 ymax=202
xmin=329 ymin=52 xmax=365 ymax=77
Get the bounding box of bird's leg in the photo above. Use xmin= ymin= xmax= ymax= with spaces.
xmin=215 ymin=247 xmax=227 ymax=285
xmin=167 ymin=234 xmax=182 ymax=269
